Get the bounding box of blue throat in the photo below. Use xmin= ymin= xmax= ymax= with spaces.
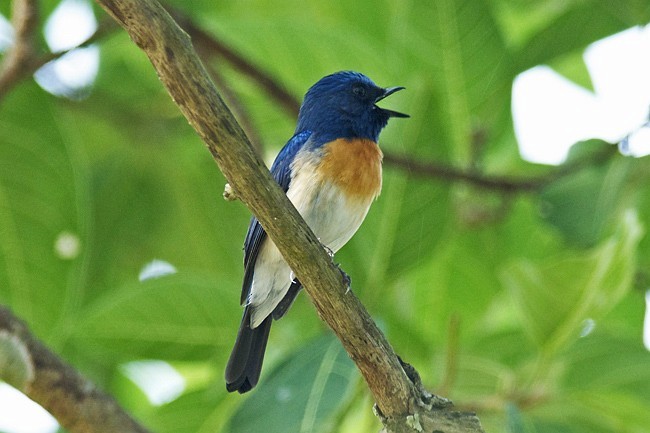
xmin=295 ymin=105 xmax=389 ymax=146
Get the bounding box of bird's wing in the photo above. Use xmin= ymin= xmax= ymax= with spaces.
xmin=240 ymin=131 xmax=313 ymax=305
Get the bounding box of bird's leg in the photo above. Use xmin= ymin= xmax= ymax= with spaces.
xmin=322 ymin=243 xmax=335 ymax=258
xmin=318 ymin=239 xmax=351 ymax=292
xmin=339 ymin=267 xmax=351 ymax=293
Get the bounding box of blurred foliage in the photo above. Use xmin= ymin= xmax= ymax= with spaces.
xmin=1 ymin=0 xmax=650 ymax=432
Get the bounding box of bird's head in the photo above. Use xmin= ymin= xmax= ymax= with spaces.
xmin=296 ymin=71 xmax=408 ymax=143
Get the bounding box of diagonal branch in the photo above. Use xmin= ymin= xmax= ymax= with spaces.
xmin=0 ymin=305 xmax=151 ymax=433
xmin=93 ymin=0 xmax=483 ymax=432
xmin=94 ymin=0 xmax=413 ymax=415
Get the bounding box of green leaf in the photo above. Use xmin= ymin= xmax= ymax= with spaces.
xmin=515 ymin=0 xmax=650 ymax=71
xmin=632 ymin=160 xmax=650 ymax=271
xmin=228 ymin=336 xmax=358 ymax=433
xmin=597 ymin=290 xmax=646 ymax=338
xmin=82 ymin=155 xmax=176 ymax=295
xmin=405 ymin=0 xmax=513 ymax=163
xmin=489 ymin=0 xmax=575 ymax=49
xmin=109 ymin=367 xmax=153 ymax=418
xmin=549 ymin=51 xmax=594 ymax=91
xmin=0 ymin=86 xmax=82 ymax=339
xmin=506 ymin=403 xmax=537 ymax=433
xmin=399 ymin=226 xmax=504 ymax=341
xmin=530 ymin=419 xmax=606 ymax=433
xmin=388 ymin=198 xmax=562 ymax=354
xmin=563 ymin=333 xmax=650 ymax=399
xmin=51 ymin=101 xmax=248 ymax=302
xmin=72 ymin=273 xmax=239 ymax=362
xmin=571 ymin=391 xmax=650 ymax=432
xmin=501 ymin=210 xmax=643 ymax=355
xmin=531 ymin=390 xmax=650 ymax=433
xmin=343 ymin=175 xmax=451 ymax=300
xmin=524 ymin=333 xmax=650 ymax=432
xmin=540 ymin=145 xmax=632 ymax=247
xmin=147 ymin=387 xmax=233 ymax=433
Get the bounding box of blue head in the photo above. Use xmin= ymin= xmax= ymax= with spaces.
xmin=295 ymin=71 xmax=408 ymax=143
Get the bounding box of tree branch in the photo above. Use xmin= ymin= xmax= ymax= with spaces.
xmin=0 ymin=305 xmax=151 ymax=433
xmin=0 ymin=0 xmax=39 ymax=96
xmin=93 ymin=0 xmax=483 ymax=431
xmin=383 ymin=143 xmax=616 ymax=192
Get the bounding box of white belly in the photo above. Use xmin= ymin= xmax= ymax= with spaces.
xmin=247 ymin=175 xmax=374 ymax=328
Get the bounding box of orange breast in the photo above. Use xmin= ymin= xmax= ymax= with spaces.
xmin=317 ymin=138 xmax=383 ymax=201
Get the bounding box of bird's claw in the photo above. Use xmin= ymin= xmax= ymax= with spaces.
xmin=318 ymin=239 xmax=350 ymax=291
xmin=323 ymin=244 xmax=335 ymax=258
xmin=336 ymin=265 xmax=351 ymax=293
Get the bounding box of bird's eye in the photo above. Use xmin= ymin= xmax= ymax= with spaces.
xmin=352 ymin=85 xmax=367 ymax=98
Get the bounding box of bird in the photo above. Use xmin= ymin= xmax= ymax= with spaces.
xmin=225 ymin=71 xmax=408 ymax=393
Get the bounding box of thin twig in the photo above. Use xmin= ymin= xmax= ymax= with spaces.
xmin=189 ymin=40 xmax=265 ymax=154
xmin=458 ymin=388 xmax=550 ymax=414
xmin=384 ymin=143 xmax=616 ymax=193
xmin=0 ymin=17 xmax=116 ymax=101
xmin=170 ymin=10 xmax=300 ymax=117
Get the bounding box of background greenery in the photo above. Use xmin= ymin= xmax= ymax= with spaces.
xmin=1 ymin=0 xmax=650 ymax=432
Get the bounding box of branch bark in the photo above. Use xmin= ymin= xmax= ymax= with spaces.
xmin=0 ymin=0 xmax=39 ymax=97
xmin=0 ymin=305 xmax=151 ymax=433
xmin=94 ymin=0 xmax=483 ymax=431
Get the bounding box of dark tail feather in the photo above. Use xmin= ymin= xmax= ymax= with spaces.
xmin=272 ymin=279 xmax=302 ymax=320
xmin=225 ymin=307 xmax=272 ymax=393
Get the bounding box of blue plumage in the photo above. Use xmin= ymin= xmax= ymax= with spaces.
xmin=270 ymin=130 xmax=313 ymax=191
xmin=226 ymin=71 xmax=407 ymax=393
xmin=296 ymin=71 xmax=407 ymax=145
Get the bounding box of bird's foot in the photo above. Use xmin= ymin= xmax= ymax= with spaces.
xmin=336 ymin=264 xmax=351 ymax=293
xmin=323 ymin=243 xmax=335 ymax=258
xmin=317 ymin=240 xmax=350 ymax=291
xmin=397 ymin=356 xmax=451 ymax=409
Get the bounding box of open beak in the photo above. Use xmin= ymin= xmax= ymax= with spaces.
xmin=375 ymin=86 xmax=409 ymax=118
